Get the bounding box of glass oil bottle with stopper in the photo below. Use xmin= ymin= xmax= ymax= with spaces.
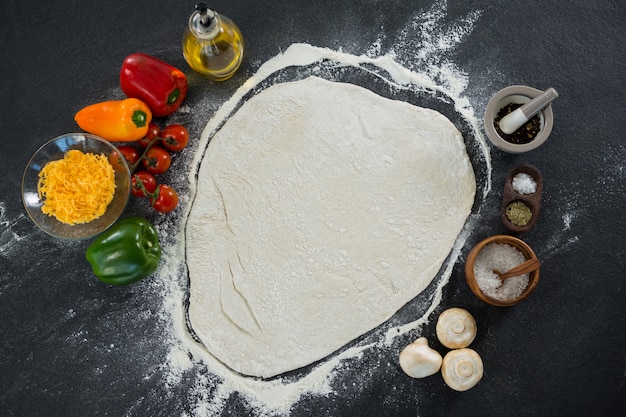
xmin=182 ymin=3 xmax=244 ymax=81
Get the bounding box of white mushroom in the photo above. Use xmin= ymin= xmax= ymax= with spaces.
xmin=399 ymin=337 xmax=443 ymax=378
xmin=436 ymin=307 xmax=477 ymax=349
xmin=441 ymin=348 xmax=484 ymax=391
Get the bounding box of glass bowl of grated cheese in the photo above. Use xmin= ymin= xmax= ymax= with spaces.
xmin=22 ymin=133 xmax=131 ymax=240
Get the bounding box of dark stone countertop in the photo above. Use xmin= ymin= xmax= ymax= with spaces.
xmin=1 ymin=1 xmax=624 ymax=416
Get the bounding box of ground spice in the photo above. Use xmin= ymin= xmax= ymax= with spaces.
xmin=505 ymin=201 xmax=532 ymax=226
xmin=494 ymin=103 xmax=540 ymax=144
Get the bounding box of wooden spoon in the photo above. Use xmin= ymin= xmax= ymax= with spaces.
xmin=493 ymin=258 xmax=540 ymax=287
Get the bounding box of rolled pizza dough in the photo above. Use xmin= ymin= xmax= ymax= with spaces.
xmin=185 ymin=76 xmax=475 ymax=378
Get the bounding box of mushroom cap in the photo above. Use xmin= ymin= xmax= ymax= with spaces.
xmin=399 ymin=337 xmax=443 ymax=378
xmin=436 ymin=307 xmax=477 ymax=349
xmin=441 ymin=348 xmax=484 ymax=391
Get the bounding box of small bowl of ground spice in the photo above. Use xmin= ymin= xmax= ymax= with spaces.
xmin=465 ymin=235 xmax=540 ymax=307
xmin=484 ymin=86 xmax=554 ymax=153
xmin=22 ymin=133 xmax=131 ymax=240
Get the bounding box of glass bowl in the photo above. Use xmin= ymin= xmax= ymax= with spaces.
xmin=22 ymin=133 xmax=130 ymax=240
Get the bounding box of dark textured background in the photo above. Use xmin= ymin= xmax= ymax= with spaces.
xmin=1 ymin=1 xmax=625 ymax=416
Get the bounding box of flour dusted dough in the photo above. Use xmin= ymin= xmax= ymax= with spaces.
xmin=185 ymin=76 xmax=475 ymax=378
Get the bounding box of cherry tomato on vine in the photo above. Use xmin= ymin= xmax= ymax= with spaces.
xmin=138 ymin=122 xmax=162 ymax=148
xmin=151 ymin=184 xmax=179 ymax=213
xmin=117 ymin=145 xmax=140 ymax=165
xmin=131 ymin=171 xmax=158 ymax=197
xmin=108 ymin=149 xmax=127 ymax=171
xmin=142 ymin=145 xmax=171 ymax=174
xmin=161 ymin=124 xmax=189 ymax=152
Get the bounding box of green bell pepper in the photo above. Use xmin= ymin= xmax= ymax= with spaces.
xmin=86 ymin=216 xmax=161 ymax=286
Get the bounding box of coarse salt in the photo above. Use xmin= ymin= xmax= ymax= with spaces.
xmin=473 ymin=243 xmax=529 ymax=301
xmin=512 ymin=172 xmax=537 ymax=195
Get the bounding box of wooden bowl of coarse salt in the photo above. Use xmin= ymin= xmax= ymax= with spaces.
xmin=465 ymin=235 xmax=540 ymax=307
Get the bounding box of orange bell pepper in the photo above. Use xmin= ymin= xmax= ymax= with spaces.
xmin=74 ymin=98 xmax=152 ymax=142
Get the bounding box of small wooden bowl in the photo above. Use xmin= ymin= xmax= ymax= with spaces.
xmin=465 ymin=235 xmax=540 ymax=307
xmin=501 ymin=164 xmax=543 ymax=233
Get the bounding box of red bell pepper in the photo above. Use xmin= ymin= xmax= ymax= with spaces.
xmin=120 ymin=53 xmax=188 ymax=117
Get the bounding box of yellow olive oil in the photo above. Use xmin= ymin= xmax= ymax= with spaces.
xmin=183 ymin=4 xmax=244 ymax=81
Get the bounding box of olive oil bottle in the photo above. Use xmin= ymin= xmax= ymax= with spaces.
xmin=182 ymin=3 xmax=244 ymax=81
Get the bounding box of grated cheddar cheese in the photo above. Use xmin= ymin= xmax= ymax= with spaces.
xmin=38 ymin=149 xmax=116 ymax=225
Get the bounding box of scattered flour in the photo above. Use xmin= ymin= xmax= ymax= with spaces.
xmin=0 ymin=2 xmax=496 ymax=415
xmin=562 ymin=212 xmax=573 ymax=230
xmin=152 ymin=2 xmax=492 ymax=415
xmin=1 ymin=3 xmax=619 ymax=413
xmin=0 ymin=202 xmax=28 ymax=254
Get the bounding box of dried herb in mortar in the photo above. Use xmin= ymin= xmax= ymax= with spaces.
xmin=494 ymin=103 xmax=540 ymax=144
